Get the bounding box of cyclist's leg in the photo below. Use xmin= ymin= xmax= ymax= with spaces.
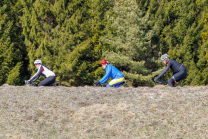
xmin=174 ymin=70 xmax=187 ymax=81
xmin=107 ymin=77 xmax=125 ymax=88
xmin=106 ymin=82 xmax=124 ymax=88
xmin=168 ymin=70 xmax=187 ymax=87
xmin=113 ymin=82 xmax=124 ymax=88
xmin=38 ymin=76 xmax=55 ymax=86
xmin=168 ymin=77 xmax=175 ymax=87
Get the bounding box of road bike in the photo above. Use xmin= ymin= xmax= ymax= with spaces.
xmin=154 ymin=75 xmax=188 ymax=86
xmin=94 ymin=81 xmax=127 ymax=87
xmin=25 ymin=80 xmax=57 ymax=87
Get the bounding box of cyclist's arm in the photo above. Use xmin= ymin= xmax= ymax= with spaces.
xmin=158 ymin=66 xmax=170 ymax=78
xmin=28 ymin=66 xmax=43 ymax=82
xmin=99 ymin=66 xmax=111 ymax=84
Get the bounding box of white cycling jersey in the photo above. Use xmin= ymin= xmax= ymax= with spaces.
xmin=28 ymin=65 xmax=55 ymax=82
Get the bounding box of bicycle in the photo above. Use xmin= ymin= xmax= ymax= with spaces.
xmin=94 ymin=81 xmax=127 ymax=87
xmin=25 ymin=80 xmax=57 ymax=87
xmin=154 ymin=75 xmax=188 ymax=86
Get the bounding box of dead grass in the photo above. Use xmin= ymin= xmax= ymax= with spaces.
xmin=0 ymin=85 xmax=208 ymax=138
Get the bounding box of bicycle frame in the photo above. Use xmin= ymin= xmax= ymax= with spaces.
xmin=94 ymin=81 xmax=127 ymax=87
xmin=155 ymin=78 xmax=185 ymax=86
xmin=25 ymin=80 xmax=57 ymax=87
xmin=155 ymin=79 xmax=168 ymax=84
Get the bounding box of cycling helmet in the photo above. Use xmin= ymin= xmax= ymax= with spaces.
xmin=161 ymin=54 xmax=169 ymax=61
xmin=100 ymin=59 xmax=109 ymax=64
xmin=34 ymin=59 xmax=42 ymax=65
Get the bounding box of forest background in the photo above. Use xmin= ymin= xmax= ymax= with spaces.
xmin=0 ymin=0 xmax=207 ymax=87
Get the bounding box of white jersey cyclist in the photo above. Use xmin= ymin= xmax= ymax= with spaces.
xmin=27 ymin=60 xmax=56 ymax=86
xmin=28 ymin=64 xmax=56 ymax=82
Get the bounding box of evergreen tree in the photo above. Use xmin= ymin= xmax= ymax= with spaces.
xmin=197 ymin=7 xmax=208 ymax=85
xmin=20 ymin=0 xmax=113 ymax=86
xmin=58 ymin=0 xmax=114 ymax=86
xmin=1 ymin=0 xmax=207 ymax=86
xmin=153 ymin=0 xmax=206 ymax=85
xmin=6 ymin=62 xmax=23 ymax=85
xmin=0 ymin=0 xmax=25 ymax=85
xmin=101 ymin=0 xmax=161 ymax=86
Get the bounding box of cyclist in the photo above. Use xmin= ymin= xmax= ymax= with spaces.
xmin=94 ymin=59 xmax=126 ymax=88
xmin=25 ymin=60 xmax=56 ymax=86
xmin=154 ymin=54 xmax=187 ymax=87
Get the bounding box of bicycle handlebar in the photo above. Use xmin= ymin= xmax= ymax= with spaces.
xmin=155 ymin=79 xmax=168 ymax=84
xmin=25 ymin=80 xmax=35 ymax=85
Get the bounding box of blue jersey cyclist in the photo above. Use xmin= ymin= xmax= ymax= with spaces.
xmin=94 ymin=59 xmax=126 ymax=88
xmin=154 ymin=54 xmax=187 ymax=87
xmin=25 ymin=60 xmax=56 ymax=86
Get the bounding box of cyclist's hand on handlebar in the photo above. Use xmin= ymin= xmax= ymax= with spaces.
xmin=25 ymin=80 xmax=31 ymax=84
xmin=154 ymin=76 xmax=159 ymax=82
xmin=94 ymin=81 xmax=101 ymax=86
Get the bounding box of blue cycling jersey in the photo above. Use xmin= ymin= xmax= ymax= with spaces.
xmin=99 ymin=64 xmax=124 ymax=84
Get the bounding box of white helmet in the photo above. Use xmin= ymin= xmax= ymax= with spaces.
xmin=34 ymin=59 xmax=42 ymax=65
xmin=161 ymin=54 xmax=169 ymax=61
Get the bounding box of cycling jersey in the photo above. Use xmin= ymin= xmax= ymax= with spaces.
xmin=28 ymin=65 xmax=56 ymax=82
xmin=158 ymin=59 xmax=186 ymax=78
xmin=99 ymin=64 xmax=124 ymax=84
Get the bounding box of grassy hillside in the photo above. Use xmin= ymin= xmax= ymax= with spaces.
xmin=0 ymin=85 xmax=208 ymax=138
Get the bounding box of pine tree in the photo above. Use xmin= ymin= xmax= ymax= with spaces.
xmin=1 ymin=0 xmax=207 ymax=86
xmin=197 ymin=7 xmax=208 ymax=85
xmin=101 ymin=0 xmax=161 ymax=86
xmin=154 ymin=0 xmax=205 ymax=85
xmin=58 ymin=0 xmax=114 ymax=86
xmin=6 ymin=62 xmax=23 ymax=85
xmin=20 ymin=0 xmax=114 ymax=86
xmin=0 ymin=0 xmax=25 ymax=85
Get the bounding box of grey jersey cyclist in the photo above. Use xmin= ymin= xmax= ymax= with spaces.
xmin=154 ymin=54 xmax=187 ymax=87
xmin=25 ymin=60 xmax=56 ymax=86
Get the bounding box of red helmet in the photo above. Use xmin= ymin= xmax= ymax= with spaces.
xmin=100 ymin=59 xmax=109 ymax=64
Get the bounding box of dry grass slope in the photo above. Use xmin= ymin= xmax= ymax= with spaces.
xmin=0 ymin=84 xmax=208 ymax=138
